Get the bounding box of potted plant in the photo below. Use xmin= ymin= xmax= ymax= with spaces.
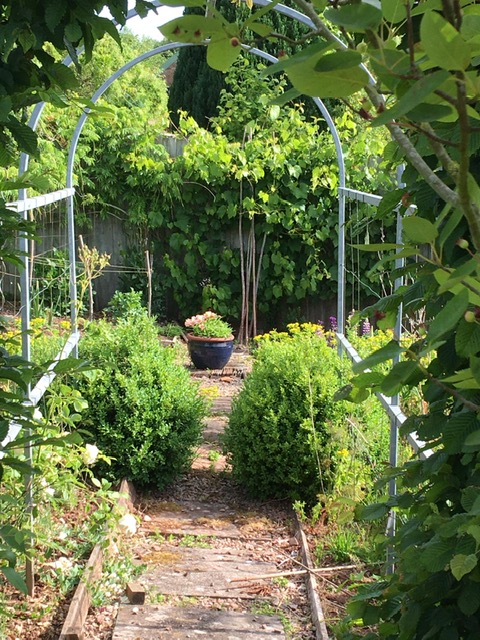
xmin=184 ymin=311 xmax=234 ymax=370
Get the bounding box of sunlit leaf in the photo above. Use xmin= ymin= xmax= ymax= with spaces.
xmin=160 ymin=16 xmax=226 ymax=43
xmin=421 ymin=11 xmax=471 ymax=71
xmin=451 ymin=554 xmax=477 ymax=581
xmin=248 ymin=22 xmax=273 ymax=37
xmin=402 ymin=216 xmax=438 ymax=244
xmin=381 ymin=0 xmax=411 ymax=23
xmin=206 ymin=35 xmax=243 ymax=72
xmin=352 ymin=340 xmax=404 ymax=373
xmin=288 ymin=52 xmax=369 ymax=98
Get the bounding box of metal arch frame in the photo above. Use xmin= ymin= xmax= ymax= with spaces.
xmin=64 ymin=39 xmax=346 ymax=329
xmin=18 ymin=1 xmax=352 ymax=351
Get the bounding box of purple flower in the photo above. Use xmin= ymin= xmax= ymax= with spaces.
xmin=329 ymin=316 xmax=338 ymax=332
xmin=362 ymin=319 xmax=371 ymax=335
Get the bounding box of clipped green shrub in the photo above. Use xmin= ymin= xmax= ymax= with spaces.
xmin=223 ymin=323 xmax=347 ymax=504
xmin=77 ymin=315 xmax=206 ymax=488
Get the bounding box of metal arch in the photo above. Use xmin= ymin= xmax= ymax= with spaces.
xmin=18 ymin=1 xmax=351 ymax=341
xmin=65 ymin=41 xmax=346 ymax=340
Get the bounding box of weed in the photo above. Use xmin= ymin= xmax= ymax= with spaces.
xmin=178 ymin=534 xmax=211 ymax=548
xmin=251 ymin=601 xmax=277 ymax=616
xmin=272 ymin=576 xmax=289 ymax=589
xmin=208 ymin=449 xmax=221 ymax=462
xmin=147 ymin=590 xmax=167 ymax=604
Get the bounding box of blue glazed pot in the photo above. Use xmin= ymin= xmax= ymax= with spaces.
xmin=186 ymin=334 xmax=234 ymax=370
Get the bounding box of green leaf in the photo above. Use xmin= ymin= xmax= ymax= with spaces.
xmin=373 ymin=70 xmax=450 ymax=126
xmin=428 ymin=288 xmax=469 ymax=345
xmin=458 ymin=580 xmax=480 ymax=615
xmin=350 ymin=243 xmax=401 ymax=251
xmin=262 ymin=41 xmax=335 ymax=77
xmin=325 ymin=0 xmax=383 ymax=32
xmin=381 ymin=0 xmax=410 ymax=23
xmin=421 ymin=11 xmax=471 ymax=71
xmin=464 ymin=429 xmax=480 ymax=446
xmin=271 ymin=88 xmax=302 ymax=106
xmin=1 ymin=566 xmax=27 ymax=594
xmin=0 ymin=97 xmax=12 ymax=122
xmin=461 ymin=486 xmax=480 ymax=513
xmin=352 ymin=340 xmax=404 ymax=373
xmin=6 ymin=117 xmax=38 ymax=156
xmin=402 ymin=216 xmax=438 ymax=244
xmin=17 ymin=28 xmax=36 ymax=53
xmin=437 ymin=258 xmax=479 ymax=292
xmin=380 ymin=360 xmax=423 ymax=396
xmin=420 ymin=538 xmax=453 ymax=571
xmin=444 ymin=413 xmax=480 ymax=454
xmin=456 ymin=319 xmax=480 ymax=357
xmin=450 ymin=554 xmax=477 ymax=580
xmin=358 ymin=502 xmax=389 ymax=521
xmin=288 ymin=50 xmax=369 ymax=98
xmin=207 ymin=36 xmax=243 ymax=72
xmin=248 ymin=22 xmax=273 ymax=37
xmin=45 ymin=0 xmax=67 ymax=32
xmin=407 ymin=102 xmax=453 ymax=122
xmin=160 ymin=16 xmax=226 ymax=43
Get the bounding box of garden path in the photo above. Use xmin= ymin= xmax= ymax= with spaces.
xmin=111 ymin=351 xmax=316 ymax=639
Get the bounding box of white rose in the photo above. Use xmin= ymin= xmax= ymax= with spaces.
xmin=118 ymin=513 xmax=137 ymax=536
xmin=82 ymin=443 xmax=100 ymax=466
xmin=51 ymin=557 xmax=73 ymax=572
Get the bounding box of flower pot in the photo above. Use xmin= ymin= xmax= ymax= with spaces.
xmin=186 ymin=333 xmax=234 ymax=370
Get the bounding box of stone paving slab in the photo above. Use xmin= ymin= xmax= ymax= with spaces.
xmin=113 ymin=605 xmax=285 ymax=639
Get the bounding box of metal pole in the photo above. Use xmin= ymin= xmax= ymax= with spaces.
xmin=386 ymin=165 xmax=406 ymax=572
xmin=66 ymin=194 xmax=78 ymax=355
xmin=18 ymin=187 xmax=35 ymax=595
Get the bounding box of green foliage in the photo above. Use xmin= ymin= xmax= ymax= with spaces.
xmin=158 ymin=2 xmax=480 ymax=634
xmin=77 ymin=315 xmax=206 ymax=488
xmin=119 ymin=245 xmax=167 ymax=320
xmin=31 ymin=248 xmax=70 ymax=317
xmin=185 ymin=311 xmax=233 ymax=338
xmin=106 ymin=289 xmax=148 ymax=321
xmin=0 ymin=0 xmax=160 ymax=599
xmin=223 ymin=324 xmax=346 ymax=504
xmin=167 ymin=0 xmax=312 ymax=129
xmin=142 ymin=61 xmax=392 ymax=324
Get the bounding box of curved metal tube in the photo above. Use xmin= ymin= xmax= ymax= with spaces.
xmin=18 ymin=2 xmax=349 ymax=340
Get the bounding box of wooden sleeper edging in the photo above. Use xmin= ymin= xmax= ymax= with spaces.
xmin=295 ymin=514 xmax=330 ymax=640
xmin=58 ymin=479 xmax=136 ymax=640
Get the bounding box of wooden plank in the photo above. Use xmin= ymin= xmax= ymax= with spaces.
xmin=113 ymin=605 xmax=285 ymax=639
xmin=141 ymin=546 xmax=278 ymax=599
xmin=295 ymin=517 xmax=330 ymax=640
xmin=126 ymin=582 xmax=145 ymax=604
xmin=59 ymin=544 xmax=103 ymax=640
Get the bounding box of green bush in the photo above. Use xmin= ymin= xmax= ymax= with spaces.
xmin=77 ymin=315 xmax=206 ymax=488
xmin=223 ymin=323 xmax=347 ymax=505
xmin=106 ymin=289 xmax=147 ymax=321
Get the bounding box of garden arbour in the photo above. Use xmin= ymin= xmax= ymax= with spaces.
xmin=8 ymin=0 xmax=422 ymax=595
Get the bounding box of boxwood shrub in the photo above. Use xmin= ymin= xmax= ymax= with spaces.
xmin=223 ymin=324 xmax=347 ymax=505
xmin=77 ymin=315 xmax=206 ymax=488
